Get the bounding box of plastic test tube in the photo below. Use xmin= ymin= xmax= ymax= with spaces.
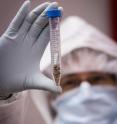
xmin=46 ymin=7 xmax=62 ymax=86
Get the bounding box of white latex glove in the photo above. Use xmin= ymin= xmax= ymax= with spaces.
xmin=0 ymin=0 xmax=62 ymax=95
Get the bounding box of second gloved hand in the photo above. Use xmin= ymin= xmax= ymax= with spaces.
xmin=0 ymin=1 xmax=62 ymax=95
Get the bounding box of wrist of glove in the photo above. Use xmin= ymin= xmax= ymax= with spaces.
xmin=0 ymin=94 xmax=13 ymax=100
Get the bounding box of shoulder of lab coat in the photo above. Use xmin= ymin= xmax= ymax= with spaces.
xmin=29 ymin=90 xmax=54 ymax=124
xmin=0 ymin=90 xmax=49 ymax=124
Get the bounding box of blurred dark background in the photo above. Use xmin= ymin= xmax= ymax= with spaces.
xmin=0 ymin=0 xmax=116 ymax=41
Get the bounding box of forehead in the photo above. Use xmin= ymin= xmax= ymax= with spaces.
xmin=61 ymin=48 xmax=116 ymax=75
xmin=43 ymin=48 xmax=117 ymax=79
xmin=62 ymin=71 xmax=113 ymax=78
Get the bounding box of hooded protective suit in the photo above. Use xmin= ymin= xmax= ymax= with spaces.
xmin=0 ymin=16 xmax=117 ymax=124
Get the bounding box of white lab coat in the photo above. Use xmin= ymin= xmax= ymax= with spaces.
xmin=0 ymin=90 xmax=53 ymax=124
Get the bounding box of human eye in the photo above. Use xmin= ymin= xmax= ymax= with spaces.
xmin=89 ymin=75 xmax=104 ymax=84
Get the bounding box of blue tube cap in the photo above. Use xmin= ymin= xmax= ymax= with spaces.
xmin=46 ymin=7 xmax=61 ymax=18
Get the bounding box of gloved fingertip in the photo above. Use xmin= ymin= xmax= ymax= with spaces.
xmin=48 ymin=2 xmax=58 ymax=8
xmin=58 ymin=7 xmax=63 ymax=11
xmin=51 ymin=2 xmax=58 ymax=5
xmin=25 ymin=0 xmax=31 ymax=3
xmin=47 ymin=1 xmax=51 ymax=4
xmin=45 ymin=1 xmax=51 ymax=4
xmin=58 ymin=7 xmax=63 ymax=17
xmin=54 ymin=86 xmax=62 ymax=94
xmin=22 ymin=0 xmax=31 ymax=11
xmin=24 ymin=0 xmax=31 ymax=6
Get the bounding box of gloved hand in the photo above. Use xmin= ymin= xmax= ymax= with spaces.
xmin=0 ymin=0 xmax=62 ymax=95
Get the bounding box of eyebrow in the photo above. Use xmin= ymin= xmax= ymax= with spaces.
xmin=110 ymin=74 xmax=116 ymax=80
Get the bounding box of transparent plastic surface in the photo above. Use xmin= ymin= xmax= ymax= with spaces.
xmin=49 ymin=17 xmax=61 ymax=86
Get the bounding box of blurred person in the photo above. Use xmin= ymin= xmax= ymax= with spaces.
xmin=36 ymin=16 xmax=117 ymax=124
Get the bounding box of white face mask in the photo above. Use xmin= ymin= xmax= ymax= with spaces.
xmin=52 ymin=82 xmax=117 ymax=124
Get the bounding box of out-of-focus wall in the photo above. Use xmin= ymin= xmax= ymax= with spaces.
xmin=111 ymin=0 xmax=117 ymax=41
xmin=0 ymin=0 xmax=111 ymax=37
